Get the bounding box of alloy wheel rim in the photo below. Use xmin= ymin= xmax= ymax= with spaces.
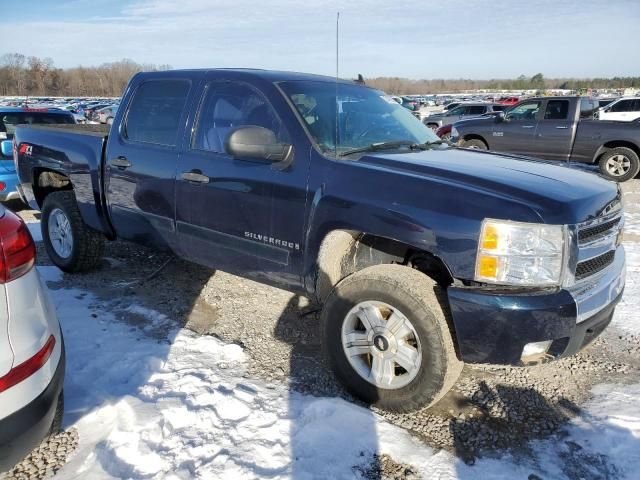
xmin=605 ymin=154 xmax=631 ymax=176
xmin=341 ymin=300 xmax=422 ymax=390
xmin=48 ymin=208 xmax=74 ymax=258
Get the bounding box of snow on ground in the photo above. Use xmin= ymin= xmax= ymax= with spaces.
xmin=612 ymin=207 xmax=640 ymax=336
xmin=38 ymin=258 xmax=640 ymax=480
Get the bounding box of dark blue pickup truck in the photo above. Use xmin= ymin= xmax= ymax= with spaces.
xmin=12 ymin=69 xmax=626 ymax=411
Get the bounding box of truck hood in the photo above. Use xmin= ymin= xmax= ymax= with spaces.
xmin=357 ymin=147 xmax=618 ymax=225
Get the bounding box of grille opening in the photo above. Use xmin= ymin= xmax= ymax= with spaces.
xmin=578 ymin=217 xmax=620 ymax=244
xmin=575 ymin=250 xmax=615 ymax=280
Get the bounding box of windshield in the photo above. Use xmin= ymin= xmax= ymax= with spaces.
xmin=0 ymin=112 xmax=75 ymax=138
xmin=279 ymin=81 xmax=439 ymax=157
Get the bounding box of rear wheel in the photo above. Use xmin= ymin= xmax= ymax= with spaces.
xmin=42 ymin=191 xmax=105 ymax=272
xmin=598 ymin=147 xmax=640 ymax=182
xmin=461 ymin=138 xmax=488 ymax=150
xmin=322 ymin=264 xmax=462 ymax=412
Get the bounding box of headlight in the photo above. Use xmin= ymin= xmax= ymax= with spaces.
xmin=475 ymin=219 xmax=567 ymax=286
xmin=450 ymin=126 xmax=459 ymax=140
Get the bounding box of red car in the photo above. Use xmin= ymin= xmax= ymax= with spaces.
xmin=496 ymin=96 xmax=519 ymax=105
xmin=435 ymin=124 xmax=453 ymax=140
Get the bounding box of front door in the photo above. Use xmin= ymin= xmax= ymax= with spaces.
xmin=174 ymin=79 xmax=309 ymax=291
xmin=532 ymin=99 xmax=574 ymax=161
xmin=105 ymin=77 xmax=195 ymax=249
xmin=490 ymin=99 xmax=542 ymax=156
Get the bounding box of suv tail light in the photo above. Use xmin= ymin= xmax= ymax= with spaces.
xmin=0 ymin=335 xmax=55 ymax=393
xmin=0 ymin=210 xmax=36 ymax=283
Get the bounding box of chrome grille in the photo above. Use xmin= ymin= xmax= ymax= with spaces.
xmin=575 ymin=251 xmax=615 ymax=280
xmin=578 ymin=217 xmax=621 ymax=245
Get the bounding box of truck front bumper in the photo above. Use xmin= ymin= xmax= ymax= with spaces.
xmin=447 ymin=246 xmax=625 ymax=365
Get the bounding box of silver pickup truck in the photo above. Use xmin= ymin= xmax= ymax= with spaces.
xmin=450 ymin=96 xmax=640 ymax=182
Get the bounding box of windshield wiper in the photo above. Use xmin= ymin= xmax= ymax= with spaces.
xmin=337 ymin=140 xmax=417 ymax=157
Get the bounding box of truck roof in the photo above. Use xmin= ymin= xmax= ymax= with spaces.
xmin=136 ymin=68 xmax=364 ymax=86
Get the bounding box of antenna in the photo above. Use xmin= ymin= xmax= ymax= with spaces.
xmin=335 ymin=11 xmax=340 ymax=158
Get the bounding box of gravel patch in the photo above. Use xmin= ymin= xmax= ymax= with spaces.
xmin=1 ymin=429 xmax=78 ymax=480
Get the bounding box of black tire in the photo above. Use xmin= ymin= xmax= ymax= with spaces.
xmin=322 ymin=264 xmax=462 ymax=412
xmin=598 ymin=147 xmax=640 ymax=182
xmin=48 ymin=391 xmax=64 ymax=436
xmin=461 ymin=138 xmax=488 ymax=150
xmin=42 ymin=191 xmax=105 ymax=272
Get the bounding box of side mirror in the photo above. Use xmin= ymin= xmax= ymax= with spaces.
xmin=225 ymin=126 xmax=293 ymax=169
xmin=495 ymin=111 xmax=506 ymax=123
xmin=0 ymin=140 xmax=12 ymax=158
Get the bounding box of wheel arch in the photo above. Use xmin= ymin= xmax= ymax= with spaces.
xmin=313 ymin=228 xmax=454 ymax=303
xmin=32 ymin=168 xmax=73 ymax=209
xmin=593 ymin=140 xmax=640 ymax=164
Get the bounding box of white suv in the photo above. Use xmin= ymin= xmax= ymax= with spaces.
xmin=0 ymin=208 xmax=64 ymax=472
xmin=598 ymin=97 xmax=640 ymax=122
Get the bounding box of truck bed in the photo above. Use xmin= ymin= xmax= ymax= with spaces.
xmin=13 ymin=123 xmax=112 ymax=237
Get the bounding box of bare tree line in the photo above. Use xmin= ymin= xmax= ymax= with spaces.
xmin=0 ymin=53 xmax=170 ymax=97
xmin=1 ymin=53 xmax=639 ymax=97
xmin=367 ymin=73 xmax=640 ymax=94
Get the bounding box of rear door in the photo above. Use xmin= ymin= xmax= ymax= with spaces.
xmin=531 ymin=99 xmax=573 ymax=161
xmin=490 ymin=99 xmax=542 ymax=155
xmin=105 ymin=76 xmax=198 ymax=249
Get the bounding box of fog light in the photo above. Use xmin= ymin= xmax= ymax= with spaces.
xmin=521 ymin=340 xmax=552 ymax=359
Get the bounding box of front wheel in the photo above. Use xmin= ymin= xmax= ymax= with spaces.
xmin=598 ymin=147 xmax=640 ymax=182
xmin=42 ymin=191 xmax=105 ymax=272
xmin=322 ymin=264 xmax=462 ymax=412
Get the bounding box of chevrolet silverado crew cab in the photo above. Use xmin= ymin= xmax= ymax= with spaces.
xmin=11 ymin=70 xmax=626 ymax=412
xmin=450 ymin=96 xmax=640 ymax=182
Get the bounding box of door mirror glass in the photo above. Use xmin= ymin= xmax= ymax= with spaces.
xmin=225 ymin=126 xmax=293 ymax=164
xmin=495 ymin=111 xmax=506 ymax=123
xmin=0 ymin=140 xmax=12 ymax=158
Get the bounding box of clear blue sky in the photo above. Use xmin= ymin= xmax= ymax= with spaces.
xmin=1 ymin=0 xmax=639 ymax=79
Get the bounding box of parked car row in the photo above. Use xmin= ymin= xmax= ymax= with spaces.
xmin=447 ymin=96 xmax=640 ymax=182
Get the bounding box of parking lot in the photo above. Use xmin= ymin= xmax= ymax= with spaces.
xmin=0 ymin=178 xmax=638 ymax=479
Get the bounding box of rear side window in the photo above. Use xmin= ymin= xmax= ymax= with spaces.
xmin=467 ymin=106 xmax=486 ymax=115
xmin=544 ymin=100 xmax=569 ymax=120
xmin=123 ymin=80 xmax=190 ymax=146
xmin=610 ymin=99 xmax=634 ymax=112
xmin=0 ymin=112 xmax=74 ymax=137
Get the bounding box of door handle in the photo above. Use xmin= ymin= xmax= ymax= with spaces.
xmin=181 ymin=170 xmax=210 ymax=184
xmin=555 ymin=126 xmax=569 ymax=129
xmin=111 ymin=156 xmax=131 ymax=169
xmin=521 ymin=125 xmax=535 ymax=129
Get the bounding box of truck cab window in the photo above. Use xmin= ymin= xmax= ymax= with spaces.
xmin=123 ymin=80 xmax=190 ymax=146
xmin=506 ymin=101 xmax=541 ymax=121
xmin=193 ymin=82 xmax=287 ymax=153
xmin=544 ymin=100 xmax=569 ymax=120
